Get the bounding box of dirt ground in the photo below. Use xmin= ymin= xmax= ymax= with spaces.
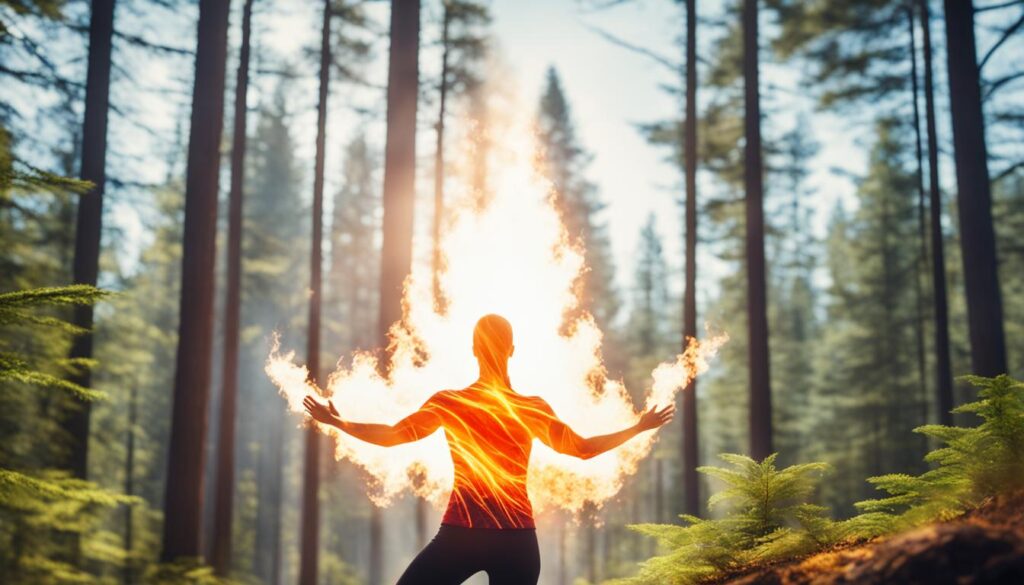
xmin=716 ymin=492 xmax=1024 ymax=585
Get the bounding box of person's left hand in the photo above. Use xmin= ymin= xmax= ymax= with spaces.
xmin=637 ymin=404 xmax=675 ymax=432
xmin=303 ymin=395 xmax=339 ymax=425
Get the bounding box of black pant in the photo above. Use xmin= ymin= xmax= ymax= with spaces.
xmin=395 ymin=524 xmax=540 ymax=585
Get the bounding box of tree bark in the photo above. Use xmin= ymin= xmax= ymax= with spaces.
xmin=418 ymin=2 xmax=450 ymax=549
xmin=161 ymin=0 xmax=231 ymax=562
xmin=942 ymin=0 xmax=1007 ymax=378
xmin=375 ymin=1 xmax=421 ymax=582
xmin=920 ymin=0 xmax=954 ymax=422
xmin=681 ymin=0 xmax=701 ymax=517
xmin=431 ymin=3 xmax=451 ymax=316
xmin=66 ymin=0 xmax=116 ymax=481
xmin=299 ymin=1 xmax=332 ymax=583
xmin=210 ymin=0 xmax=254 ymax=575
xmin=743 ymin=0 xmax=772 ymax=460
xmin=253 ymin=406 xmax=285 ymax=583
xmin=907 ymin=5 xmax=930 ymax=429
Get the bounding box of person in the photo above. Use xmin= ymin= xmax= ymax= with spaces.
xmin=303 ymin=314 xmax=674 ymax=585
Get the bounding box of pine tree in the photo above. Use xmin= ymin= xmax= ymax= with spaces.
xmin=624 ymin=215 xmax=674 ymax=532
xmin=430 ymin=0 xmax=489 ymax=313
xmin=992 ymin=172 xmax=1024 ymax=378
xmin=681 ymin=0 xmax=701 ymax=519
xmin=918 ymin=0 xmax=954 ymax=425
xmin=849 ymin=374 xmax=1024 ymax=537
xmin=768 ymin=0 xmax=955 ymax=423
xmin=161 ymin=0 xmax=231 ymax=563
xmin=241 ymin=91 xmax=307 ymax=584
xmin=768 ymin=120 xmax=819 ymax=467
xmin=743 ymin=0 xmax=773 ymax=462
xmin=325 ymin=134 xmax=380 ymax=358
xmin=0 ymin=285 xmax=143 ymax=583
xmin=814 ymin=120 xmax=930 ymax=513
xmin=536 ymin=67 xmax=620 ymax=334
xmin=64 ymin=0 xmax=116 ymax=485
xmin=943 ymin=0 xmax=1008 ymax=378
xmin=375 ymin=2 xmax=421 ymax=581
xmin=210 ymin=0 xmax=255 ymax=575
xmin=322 ymin=132 xmax=380 ymax=581
xmin=298 ymin=2 xmax=333 ymax=582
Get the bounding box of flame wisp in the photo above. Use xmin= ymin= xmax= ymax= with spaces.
xmin=265 ymin=109 xmax=727 ymax=516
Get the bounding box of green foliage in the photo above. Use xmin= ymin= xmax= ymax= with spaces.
xmin=142 ymin=558 xmax=242 ymax=585
xmin=0 ymin=284 xmax=109 ymax=400
xmin=847 ymin=375 xmax=1024 ymax=537
xmin=623 ymin=454 xmax=835 ymax=584
xmin=0 ymin=468 xmax=140 ymax=583
xmin=809 ymin=119 xmax=930 ymax=513
xmin=767 ymin=0 xmax=914 ymax=111
xmin=0 ymin=0 xmax=65 ymax=42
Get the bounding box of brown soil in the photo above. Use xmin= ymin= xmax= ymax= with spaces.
xmin=717 ymin=492 xmax=1024 ymax=585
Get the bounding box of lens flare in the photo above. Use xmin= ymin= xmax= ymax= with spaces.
xmin=265 ymin=107 xmax=727 ymax=516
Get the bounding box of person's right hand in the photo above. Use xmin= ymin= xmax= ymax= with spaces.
xmin=303 ymin=395 xmax=339 ymax=425
xmin=636 ymin=404 xmax=675 ymax=432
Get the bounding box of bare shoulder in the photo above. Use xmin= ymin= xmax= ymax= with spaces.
xmin=428 ymin=389 xmax=456 ymax=404
xmin=518 ymin=393 xmax=555 ymax=414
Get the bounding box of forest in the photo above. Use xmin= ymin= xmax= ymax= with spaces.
xmin=1 ymin=0 xmax=1023 ymax=584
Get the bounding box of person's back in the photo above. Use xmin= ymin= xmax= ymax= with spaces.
xmin=433 ymin=384 xmax=545 ymax=529
xmin=302 ymin=314 xmax=674 ymax=585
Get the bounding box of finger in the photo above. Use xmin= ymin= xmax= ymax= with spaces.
xmin=328 ymin=400 xmax=339 ymax=416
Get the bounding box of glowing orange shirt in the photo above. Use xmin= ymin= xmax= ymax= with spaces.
xmin=412 ymin=384 xmax=558 ymax=530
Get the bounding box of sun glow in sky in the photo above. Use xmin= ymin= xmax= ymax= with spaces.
xmin=257 ymin=0 xmax=865 ymax=310
xmin=107 ymin=0 xmax=871 ymax=310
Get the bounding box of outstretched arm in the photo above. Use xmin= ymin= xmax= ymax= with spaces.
xmin=534 ymin=401 xmax=675 ymax=460
xmin=303 ymin=395 xmax=442 ymax=447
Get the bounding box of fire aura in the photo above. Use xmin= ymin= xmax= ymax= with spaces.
xmin=265 ymin=111 xmax=726 ymax=517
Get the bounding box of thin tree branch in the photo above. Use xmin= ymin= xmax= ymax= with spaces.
xmin=993 ymin=159 xmax=1024 ymax=182
xmin=976 ymin=0 xmax=1024 ymax=12
xmin=984 ymin=70 xmax=1024 ymax=100
xmin=581 ymin=21 xmax=681 ymax=72
xmin=979 ymin=9 xmax=1024 ymax=71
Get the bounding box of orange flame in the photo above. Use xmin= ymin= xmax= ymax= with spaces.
xmin=265 ymin=108 xmax=727 ymax=516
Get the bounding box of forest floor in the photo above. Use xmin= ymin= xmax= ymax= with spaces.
xmin=715 ymin=492 xmax=1024 ymax=585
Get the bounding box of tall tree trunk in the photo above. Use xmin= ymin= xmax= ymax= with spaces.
xmin=375 ymin=1 xmax=420 ymax=582
xmin=299 ymin=1 xmax=332 ymax=583
xmin=907 ymin=5 xmax=930 ymax=428
xmin=123 ymin=386 xmax=136 ymax=585
xmin=211 ymin=0 xmax=254 ymax=575
xmin=431 ymin=3 xmax=451 ymax=316
xmin=743 ymin=0 xmax=772 ymax=460
xmin=920 ymin=0 xmax=954 ymax=422
xmin=942 ymin=0 xmax=1007 ymax=377
xmin=681 ymin=0 xmax=701 ymax=517
xmin=66 ymin=0 xmax=116 ymax=480
xmin=253 ymin=405 xmax=285 ymax=584
xmin=557 ymin=519 xmax=567 ymax=585
xmin=418 ymin=3 xmax=450 ymax=550
xmin=161 ymin=0 xmax=231 ymax=562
